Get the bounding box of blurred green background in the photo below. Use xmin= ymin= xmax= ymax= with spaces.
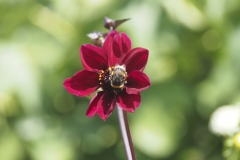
xmin=1 ymin=0 xmax=240 ymax=159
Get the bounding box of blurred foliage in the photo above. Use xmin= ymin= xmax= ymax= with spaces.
xmin=0 ymin=0 xmax=240 ymax=159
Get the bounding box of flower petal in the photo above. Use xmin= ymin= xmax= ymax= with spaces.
xmin=102 ymin=31 xmax=117 ymax=66
xmin=63 ymin=70 xmax=99 ymax=97
xmin=117 ymin=92 xmax=141 ymax=112
xmin=97 ymin=92 xmax=116 ymax=120
xmin=112 ymin=33 xmax=122 ymax=59
xmin=102 ymin=30 xmax=118 ymax=55
xmin=125 ymin=71 xmax=151 ymax=94
xmin=86 ymin=91 xmax=104 ymax=117
xmin=121 ymin=33 xmax=131 ymax=53
xmin=102 ymin=31 xmax=132 ymax=66
xmin=121 ymin=47 xmax=149 ymax=72
xmin=112 ymin=32 xmax=131 ymax=58
xmin=80 ymin=44 xmax=108 ymax=72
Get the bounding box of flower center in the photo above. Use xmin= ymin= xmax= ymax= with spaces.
xmin=99 ymin=64 xmax=127 ymax=94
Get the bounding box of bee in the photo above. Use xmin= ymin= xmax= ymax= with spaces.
xmin=109 ymin=64 xmax=127 ymax=89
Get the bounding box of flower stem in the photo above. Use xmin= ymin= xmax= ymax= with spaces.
xmin=117 ymin=105 xmax=137 ymax=160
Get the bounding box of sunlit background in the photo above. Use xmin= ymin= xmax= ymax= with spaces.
xmin=1 ymin=0 xmax=240 ymax=159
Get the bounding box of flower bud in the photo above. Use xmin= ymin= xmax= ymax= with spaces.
xmin=104 ymin=17 xmax=130 ymax=30
xmin=87 ymin=32 xmax=108 ymax=47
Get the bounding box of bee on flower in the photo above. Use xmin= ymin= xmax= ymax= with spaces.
xmin=63 ymin=31 xmax=151 ymax=120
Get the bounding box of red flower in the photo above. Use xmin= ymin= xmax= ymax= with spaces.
xmin=63 ymin=31 xmax=151 ymax=120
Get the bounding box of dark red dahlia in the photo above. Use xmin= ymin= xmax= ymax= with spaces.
xmin=63 ymin=31 xmax=151 ymax=120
